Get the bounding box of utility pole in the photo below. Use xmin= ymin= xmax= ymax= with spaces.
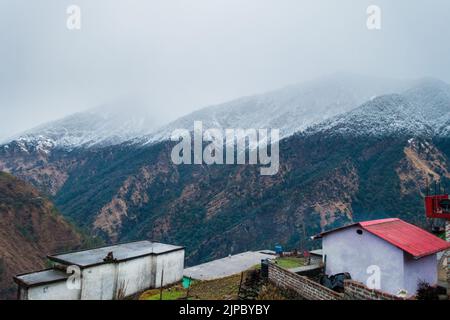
xmin=159 ymin=268 xmax=164 ymax=300
xmin=238 ymin=272 xmax=244 ymax=299
xmin=186 ymin=277 xmax=191 ymax=299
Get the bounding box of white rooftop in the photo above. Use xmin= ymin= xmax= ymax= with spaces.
xmin=184 ymin=251 xmax=275 ymax=281
xmin=48 ymin=241 xmax=183 ymax=268
xmin=14 ymin=269 xmax=69 ymax=287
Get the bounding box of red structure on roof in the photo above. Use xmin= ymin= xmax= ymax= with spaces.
xmin=424 ymin=194 xmax=450 ymax=219
xmin=316 ymin=218 xmax=450 ymax=259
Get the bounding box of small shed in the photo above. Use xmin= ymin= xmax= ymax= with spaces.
xmin=314 ymin=218 xmax=450 ymax=296
xmin=14 ymin=241 xmax=185 ymax=300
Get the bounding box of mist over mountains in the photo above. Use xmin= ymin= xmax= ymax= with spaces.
xmin=1 ymin=97 xmax=165 ymax=150
xmin=5 ymin=74 xmax=450 ymax=153
xmin=2 ymin=73 xmax=414 ymax=151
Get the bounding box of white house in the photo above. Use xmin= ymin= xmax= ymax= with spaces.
xmin=314 ymin=218 xmax=450 ymax=296
xmin=14 ymin=241 xmax=185 ymax=300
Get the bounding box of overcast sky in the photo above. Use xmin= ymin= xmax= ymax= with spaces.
xmin=1 ymin=0 xmax=450 ymax=140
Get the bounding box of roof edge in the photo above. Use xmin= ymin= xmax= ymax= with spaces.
xmin=312 ymin=222 xmax=359 ymax=239
xmin=13 ymin=268 xmax=69 ymax=289
xmin=48 ymin=240 xmax=183 ymax=257
xmin=47 ymin=246 xmax=185 ymax=269
xmin=359 ymin=227 xmax=450 ymax=259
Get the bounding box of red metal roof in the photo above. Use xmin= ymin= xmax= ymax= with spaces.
xmin=360 ymin=218 xmax=450 ymax=258
xmin=316 ymin=218 xmax=450 ymax=259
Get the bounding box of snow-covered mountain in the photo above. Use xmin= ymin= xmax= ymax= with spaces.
xmin=307 ymin=79 xmax=450 ymax=138
xmin=403 ymin=78 xmax=450 ymax=135
xmin=307 ymin=94 xmax=433 ymax=137
xmin=403 ymin=78 xmax=450 ymax=123
xmin=3 ymin=73 xmax=444 ymax=153
xmin=1 ymin=98 xmax=163 ymax=152
xmin=140 ymin=73 xmax=411 ymax=144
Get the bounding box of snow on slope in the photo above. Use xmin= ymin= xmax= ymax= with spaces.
xmin=307 ymin=94 xmax=433 ymax=137
xmin=403 ymin=78 xmax=450 ymax=135
xmin=1 ymin=73 xmax=431 ymax=152
xmin=1 ymin=98 xmax=163 ymax=152
xmin=306 ymin=79 xmax=450 ymax=138
xmin=141 ymin=73 xmax=411 ymax=144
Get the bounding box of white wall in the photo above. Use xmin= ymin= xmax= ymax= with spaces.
xmin=116 ymin=256 xmax=153 ymax=298
xmin=323 ymin=226 xmax=405 ymax=295
xmin=27 ymin=281 xmax=81 ymax=300
xmin=79 ymin=249 xmax=184 ymax=298
xmin=403 ymin=254 xmax=437 ymax=295
xmin=81 ymin=264 xmax=116 ymax=300
xmin=153 ymin=250 xmax=185 ymax=288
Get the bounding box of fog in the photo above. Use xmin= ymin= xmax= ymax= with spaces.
xmin=1 ymin=0 xmax=450 ymax=139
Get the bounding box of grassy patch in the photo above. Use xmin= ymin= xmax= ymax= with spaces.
xmin=275 ymin=257 xmax=304 ymax=269
xmin=250 ymin=264 xmax=261 ymax=270
xmin=140 ymin=286 xmax=187 ymax=300
xmin=189 ymin=274 xmax=241 ymax=300
xmin=139 ymin=273 xmax=243 ymax=300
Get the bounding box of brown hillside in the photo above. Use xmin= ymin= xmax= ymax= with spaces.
xmin=0 ymin=172 xmax=83 ymax=299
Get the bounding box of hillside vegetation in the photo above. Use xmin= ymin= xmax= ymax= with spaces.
xmin=0 ymin=172 xmax=91 ymax=299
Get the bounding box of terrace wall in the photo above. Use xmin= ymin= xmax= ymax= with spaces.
xmin=267 ymin=262 xmax=342 ymax=300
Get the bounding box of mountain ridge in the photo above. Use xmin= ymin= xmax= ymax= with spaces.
xmin=2 ymin=73 xmax=414 ymax=152
xmin=142 ymin=73 xmax=412 ymax=144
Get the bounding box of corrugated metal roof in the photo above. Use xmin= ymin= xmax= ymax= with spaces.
xmin=360 ymin=218 xmax=450 ymax=259
xmin=315 ymin=218 xmax=450 ymax=259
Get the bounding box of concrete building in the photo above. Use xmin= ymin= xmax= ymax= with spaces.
xmin=14 ymin=241 xmax=184 ymax=300
xmin=314 ymin=218 xmax=450 ymax=296
xmin=309 ymin=249 xmax=323 ymax=265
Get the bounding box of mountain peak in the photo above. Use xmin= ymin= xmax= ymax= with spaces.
xmin=403 ymin=77 xmax=450 ymax=126
xmin=307 ymin=93 xmax=433 ymax=138
xmin=142 ymin=74 xmax=412 ymax=145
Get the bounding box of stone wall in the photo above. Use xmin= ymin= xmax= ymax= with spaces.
xmin=267 ymin=262 xmax=406 ymax=300
xmin=343 ymin=280 xmax=404 ymax=300
xmin=267 ymin=262 xmax=342 ymax=300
